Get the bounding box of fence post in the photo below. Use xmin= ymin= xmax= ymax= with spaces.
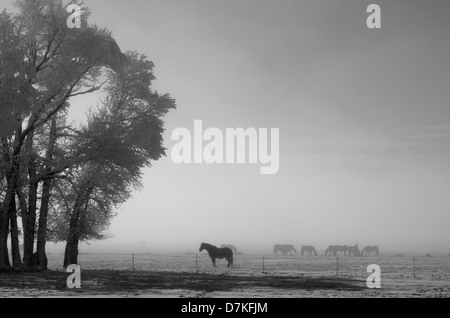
xmin=196 ymin=253 xmax=198 ymax=272
xmin=413 ymin=258 xmax=416 ymax=278
xmin=132 ymin=253 xmax=135 ymax=271
xmin=263 ymin=257 xmax=265 ymax=271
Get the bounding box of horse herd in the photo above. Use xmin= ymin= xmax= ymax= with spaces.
xmin=276 ymin=244 xmax=380 ymax=257
xmin=199 ymin=242 xmax=380 ymax=268
xmin=324 ymin=244 xmax=380 ymax=257
xmin=272 ymin=244 xmax=320 ymax=256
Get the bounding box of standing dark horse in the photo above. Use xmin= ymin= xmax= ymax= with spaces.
xmin=220 ymin=244 xmax=238 ymax=254
xmin=199 ymin=243 xmax=233 ymax=267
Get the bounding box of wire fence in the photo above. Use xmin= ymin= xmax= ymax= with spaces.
xmin=46 ymin=253 xmax=450 ymax=282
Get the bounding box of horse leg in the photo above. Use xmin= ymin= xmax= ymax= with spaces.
xmin=211 ymin=258 xmax=216 ymax=267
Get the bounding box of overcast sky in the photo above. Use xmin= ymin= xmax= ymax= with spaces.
xmin=2 ymin=0 xmax=450 ymax=254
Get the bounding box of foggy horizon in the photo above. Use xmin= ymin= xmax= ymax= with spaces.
xmin=44 ymin=239 xmax=448 ymax=257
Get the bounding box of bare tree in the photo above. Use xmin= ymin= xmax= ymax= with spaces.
xmin=0 ymin=0 xmax=128 ymax=270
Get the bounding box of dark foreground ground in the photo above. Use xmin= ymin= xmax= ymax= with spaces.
xmin=0 ymin=270 xmax=369 ymax=298
xmin=1 ymin=269 xmax=448 ymax=298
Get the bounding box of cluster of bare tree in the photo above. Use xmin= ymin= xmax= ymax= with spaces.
xmin=0 ymin=0 xmax=175 ymax=270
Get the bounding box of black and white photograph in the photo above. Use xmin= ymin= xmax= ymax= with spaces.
xmin=0 ymin=0 xmax=449 ymax=302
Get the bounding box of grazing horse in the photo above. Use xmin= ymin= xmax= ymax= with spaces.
xmin=361 ymin=245 xmax=379 ymax=256
xmin=283 ymin=245 xmax=297 ymax=255
xmin=274 ymin=244 xmax=284 ymax=255
xmin=274 ymin=244 xmax=297 ymax=256
xmin=301 ymin=245 xmax=318 ymax=256
xmin=199 ymin=243 xmax=233 ymax=267
xmin=325 ymin=245 xmax=348 ymax=256
xmin=220 ymin=244 xmax=238 ymax=254
xmin=336 ymin=245 xmax=349 ymax=256
xmin=347 ymin=244 xmax=361 ymax=257
xmin=325 ymin=245 xmax=334 ymax=256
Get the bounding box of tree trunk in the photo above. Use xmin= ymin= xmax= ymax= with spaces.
xmin=23 ymin=177 xmax=38 ymax=267
xmin=9 ymin=193 xmax=22 ymax=268
xmin=63 ymin=197 xmax=82 ymax=268
xmin=36 ymin=118 xmax=57 ymax=270
xmin=0 ymin=139 xmax=20 ymax=270
xmin=63 ymin=227 xmax=80 ymax=268
xmin=0 ymin=192 xmax=12 ymax=270
xmin=17 ymin=188 xmax=28 ymax=230
xmin=63 ymin=186 xmax=93 ymax=268
xmin=36 ymin=178 xmax=51 ymax=270
xmin=0 ymin=138 xmax=12 ymax=270
xmin=23 ymin=132 xmax=38 ymax=268
xmin=64 ymin=203 xmax=82 ymax=268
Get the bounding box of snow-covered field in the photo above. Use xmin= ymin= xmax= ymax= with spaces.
xmin=1 ymin=253 xmax=449 ymax=298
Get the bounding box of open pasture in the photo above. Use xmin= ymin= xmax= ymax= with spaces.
xmin=1 ymin=252 xmax=447 ymax=298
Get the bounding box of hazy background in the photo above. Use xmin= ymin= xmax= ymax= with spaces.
xmin=2 ymin=0 xmax=450 ymax=255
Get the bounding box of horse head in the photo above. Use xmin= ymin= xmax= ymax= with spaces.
xmin=199 ymin=243 xmax=206 ymax=252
